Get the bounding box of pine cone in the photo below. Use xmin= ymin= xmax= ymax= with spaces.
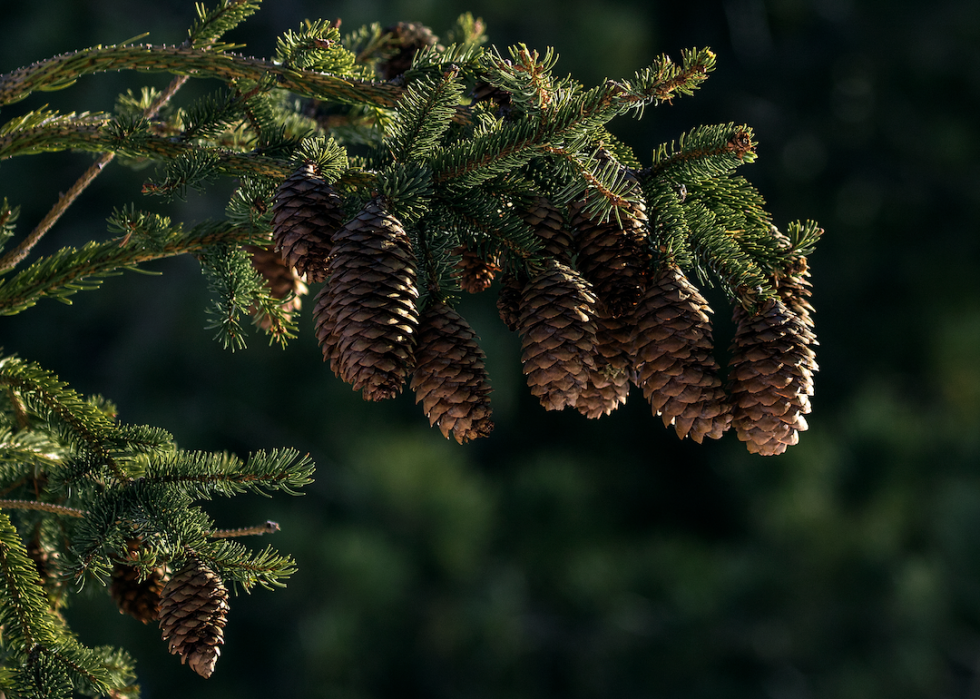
xmin=411 ymin=302 xmax=494 ymax=443
xmin=245 ymin=245 xmax=309 ymax=330
xmin=631 ymin=265 xmax=731 ymax=442
xmin=378 ymin=22 xmax=439 ymax=80
xmin=470 ymin=78 xmax=513 ymax=118
xmin=522 ymin=196 xmax=573 ymax=263
xmin=271 ymin=162 xmax=345 ymax=283
xmin=518 ymin=260 xmax=598 ymax=411
xmin=574 ymin=310 xmax=633 ymax=418
xmin=110 ymin=540 xmax=168 ymax=624
xmin=158 ymin=558 xmax=229 ymax=679
xmin=570 ymin=195 xmax=650 ymax=318
xmin=776 ymin=257 xmax=817 ymax=346
xmin=496 ymin=272 xmax=524 ymax=331
xmin=453 ymin=246 xmax=500 ymax=293
xmin=313 ymin=200 xmax=419 ymax=401
xmin=26 ymin=533 xmax=65 ymax=604
xmin=728 ymin=298 xmax=816 ymax=456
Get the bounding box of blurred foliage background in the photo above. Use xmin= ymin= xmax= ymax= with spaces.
xmin=2 ymin=0 xmax=979 ymax=697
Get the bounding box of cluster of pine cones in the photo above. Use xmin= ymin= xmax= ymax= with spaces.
xmin=109 ymin=543 xmax=228 ymax=679
xmin=261 ymin=163 xmax=816 ymax=456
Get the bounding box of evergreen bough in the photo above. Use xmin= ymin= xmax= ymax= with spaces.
xmin=0 ymin=1 xmax=822 ymax=695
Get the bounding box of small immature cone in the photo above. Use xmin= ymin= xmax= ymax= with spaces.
xmin=631 ymin=265 xmax=731 ymax=442
xmin=727 ymin=298 xmax=816 ymax=456
xmin=110 ymin=539 xmax=168 ymax=624
xmin=518 ymin=260 xmax=598 ymax=411
xmin=245 ymin=245 xmax=308 ymax=330
xmin=453 ymin=246 xmax=500 ymax=293
xmin=411 ymin=302 xmax=494 ymax=443
xmin=271 ymin=162 xmax=345 ymax=283
xmin=312 ymin=200 xmax=419 ymax=401
xmin=158 ymin=558 xmax=229 ymax=679
xmin=574 ymin=310 xmax=633 ymax=418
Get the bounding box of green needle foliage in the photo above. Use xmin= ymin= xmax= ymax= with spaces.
xmin=0 ymin=0 xmax=821 ymax=695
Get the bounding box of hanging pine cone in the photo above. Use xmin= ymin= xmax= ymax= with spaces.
xmin=570 ymin=193 xmax=650 ymax=318
xmin=522 ymin=196 xmax=574 ymax=263
xmin=110 ymin=540 xmax=168 ymax=624
xmin=378 ymin=22 xmax=439 ymax=80
xmin=245 ymin=245 xmax=309 ymax=330
xmin=574 ymin=310 xmax=633 ymax=418
xmin=410 ymin=302 xmax=494 ymax=443
xmin=312 ymin=200 xmax=419 ymax=401
xmin=26 ymin=532 xmax=65 ymax=606
xmin=158 ymin=557 xmax=229 ymax=679
xmin=453 ymin=246 xmax=500 ymax=294
xmin=776 ymin=257 xmax=817 ymax=346
xmin=271 ymin=162 xmax=345 ymax=283
xmin=496 ymin=272 xmax=524 ymax=331
xmin=312 ymin=285 xmax=340 ymax=370
xmin=631 ymin=265 xmax=731 ymax=443
xmin=470 ymin=77 xmax=513 ymax=118
xmin=518 ymin=260 xmax=598 ymax=411
xmin=727 ymin=298 xmax=816 ymax=456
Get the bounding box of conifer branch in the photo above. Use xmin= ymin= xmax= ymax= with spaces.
xmin=0 ymin=357 xmax=126 ymax=481
xmin=208 ymin=520 xmax=280 ymax=538
xmin=0 ymin=43 xmax=402 ymax=109
xmin=0 ymin=221 xmax=260 ymax=315
xmin=0 ymin=511 xmax=54 ymax=653
xmin=0 ymin=119 xmax=295 ymax=178
xmin=0 ymin=499 xmax=86 ymax=518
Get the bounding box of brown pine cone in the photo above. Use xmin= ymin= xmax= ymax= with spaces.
xmin=776 ymin=257 xmax=817 ymax=347
xmin=411 ymin=302 xmax=494 ymax=443
xmin=271 ymin=163 xmax=345 ymax=283
xmin=158 ymin=558 xmax=229 ymax=679
xmin=518 ymin=260 xmax=598 ymax=411
xmin=728 ymin=298 xmax=816 ymax=456
xmin=110 ymin=540 xmax=168 ymax=624
xmin=496 ymin=272 xmax=524 ymax=331
xmin=470 ymin=79 xmax=513 ymax=118
xmin=570 ymin=195 xmax=650 ymax=318
xmin=522 ymin=196 xmax=574 ymax=263
xmin=245 ymin=245 xmax=308 ymax=330
xmin=313 ymin=200 xmax=419 ymax=401
xmin=453 ymin=246 xmax=500 ymax=294
xmin=631 ymin=265 xmax=731 ymax=443
xmin=574 ymin=309 xmax=633 ymax=418
xmin=378 ymin=22 xmax=439 ymax=80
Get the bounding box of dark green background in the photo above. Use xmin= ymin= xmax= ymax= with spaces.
xmin=2 ymin=0 xmax=979 ymax=697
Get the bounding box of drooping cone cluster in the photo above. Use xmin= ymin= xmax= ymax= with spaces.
xmin=271 ymin=162 xmax=345 ymax=283
xmin=313 ymin=200 xmax=419 ymax=401
xmin=631 ymin=265 xmax=731 ymax=442
xmin=518 ymin=259 xmax=598 ymax=411
xmin=110 ymin=540 xmax=168 ymax=624
xmin=453 ymin=246 xmax=500 ymax=293
xmin=571 ymin=196 xmax=650 ymax=318
xmin=158 ymin=557 xmax=229 ymax=679
xmin=574 ymin=310 xmax=633 ymax=418
xmin=246 ymin=245 xmax=309 ymax=330
xmin=411 ymin=302 xmax=494 ymax=443
xmin=727 ymin=298 xmax=816 ymax=456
